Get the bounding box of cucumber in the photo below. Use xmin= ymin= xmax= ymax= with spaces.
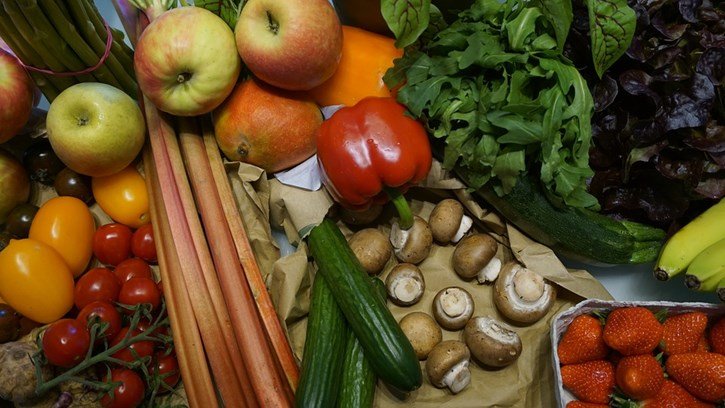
xmin=308 ymin=219 xmax=422 ymax=392
xmin=337 ymin=278 xmax=388 ymax=408
xmin=460 ymin=170 xmax=666 ymax=264
xmin=295 ymin=272 xmax=348 ymax=408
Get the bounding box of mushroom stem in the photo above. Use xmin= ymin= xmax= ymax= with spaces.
xmin=451 ymin=215 xmax=473 ymax=243
xmin=385 ymin=187 xmax=413 ymax=230
xmin=391 ymin=277 xmax=422 ymax=303
xmin=442 ymin=359 xmax=471 ymax=394
xmin=477 ymin=257 xmax=502 ymax=284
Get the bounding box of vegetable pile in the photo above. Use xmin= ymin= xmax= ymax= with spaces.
xmin=567 ymin=0 xmax=724 ymax=228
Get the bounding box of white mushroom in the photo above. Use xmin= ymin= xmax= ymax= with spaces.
xmin=432 ymin=287 xmax=475 ymax=331
xmin=385 ymin=263 xmax=425 ymax=306
xmin=493 ymin=262 xmax=556 ymax=324
xmin=399 ymin=312 xmax=442 ymax=360
xmin=426 ymin=340 xmax=471 ymax=394
xmin=464 ymin=316 xmax=522 ymax=367
xmin=429 ymin=199 xmax=473 ymax=245
xmin=452 ymin=233 xmax=501 ymax=283
xmin=390 ymin=216 xmax=433 ymax=264
xmin=348 ymin=228 xmax=392 ymax=275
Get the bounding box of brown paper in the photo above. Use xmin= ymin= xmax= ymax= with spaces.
xmin=250 ymin=160 xmax=613 ymax=408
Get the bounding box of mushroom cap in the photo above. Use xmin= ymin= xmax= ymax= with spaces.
xmin=493 ymin=262 xmax=557 ymax=324
xmin=399 ymin=312 xmax=442 ymax=360
xmin=385 ymin=263 xmax=426 ymax=306
xmin=426 ymin=340 xmax=471 ymax=389
xmin=464 ymin=316 xmax=522 ymax=367
xmin=429 ymin=199 xmax=464 ymax=244
xmin=348 ymin=228 xmax=392 ymax=275
xmin=452 ymin=233 xmax=498 ymax=280
xmin=432 ymin=287 xmax=475 ymax=331
xmin=339 ymin=204 xmax=384 ymax=225
xmin=390 ymin=216 xmax=433 ymax=264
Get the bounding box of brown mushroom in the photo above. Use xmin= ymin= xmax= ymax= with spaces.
xmin=390 ymin=216 xmax=433 ymax=264
xmin=452 ymin=233 xmax=501 ymax=283
xmin=385 ymin=263 xmax=425 ymax=306
xmin=348 ymin=228 xmax=392 ymax=275
xmin=425 ymin=340 xmax=471 ymax=394
xmin=432 ymin=287 xmax=475 ymax=330
xmin=464 ymin=316 xmax=522 ymax=367
xmin=493 ymin=262 xmax=556 ymax=324
xmin=399 ymin=312 xmax=442 ymax=360
xmin=429 ymin=199 xmax=473 ymax=245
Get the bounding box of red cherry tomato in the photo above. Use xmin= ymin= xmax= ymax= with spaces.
xmin=110 ymin=327 xmax=155 ymax=363
xmin=135 ymin=318 xmax=170 ymax=339
xmin=74 ymin=267 xmax=121 ymax=310
xmin=113 ymin=258 xmax=153 ymax=284
xmin=118 ymin=277 xmax=160 ymax=313
xmin=42 ymin=319 xmax=90 ymax=368
xmin=100 ymin=368 xmax=145 ymax=408
xmin=153 ymin=352 xmax=180 ymax=390
xmin=131 ymin=223 xmax=157 ymax=263
xmin=76 ymin=301 xmax=122 ymax=343
xmin=92 ymin=223 xmax=133 ymax=266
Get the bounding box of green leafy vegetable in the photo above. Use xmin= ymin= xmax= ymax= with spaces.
xmin=385 ymin=0 xmax=599 ymax=209
xmin=587 ymin=0 xmax=636 ymax=78
xmin=195 ymin=0 xmax=243 ymax=29
xmin=381 ymin=0 xmax=431 ymax=48
xmin=534 ymin=0 xmax=573 ymax=51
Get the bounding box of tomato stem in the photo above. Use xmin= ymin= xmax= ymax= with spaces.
xmin=385 ymin=188 xmax=413 ymax=230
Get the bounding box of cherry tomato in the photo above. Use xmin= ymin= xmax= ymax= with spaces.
xmin=93 ymin=223 xmax=133 ymax=266
xmin=135 ymin=318 xmax=169 ymax=339
xmin=42 ymin=319 xmax=91 ymax=368
xmin=110 ymin=327 xmax=155 ymax=363
xmin=29 ymin=196 xmax=96 ymax=277
xmin=113 ymin=258 xmax=153 ymax=284
xmin=74 ymin=267 xmax=121 ymax=310
xmin=100 ymin=369 xmax=145 ymax=408
xmin=118 ymin=277 xmax=161 ymax=313
xmin=0 ymin=239 xmax=74 ymax=323
xmin=153 ymin=352 xmax=180 ymax=390
xmin=131 ymin=223 xmax=157 ymax=263
xmin=92 ymin=166 xmax=149 ymax=229
xmin=76 ymin=301 xmax=122 ymax=343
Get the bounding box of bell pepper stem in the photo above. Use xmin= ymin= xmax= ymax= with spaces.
xmin=385 ymin=188 xmax=413 ymax=230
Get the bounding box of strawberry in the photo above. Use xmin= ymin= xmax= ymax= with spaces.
xmin=615 ymin=354 xmax=665 ymax=400
xmin=561 ymin=360 xmax=615 ymax=404
xmin=558 ymin=314 xmax=609 ymax=365
xmin=710 ymin=315 xmax=725 ymax=355
xmin=566 ymin=402 xmax=609 ymax=408
xmin=660 ymin=312 xmax=708 ymax=355
xmin=604 ymin=307 xmax=663 ymax=356
xmin=614 ymin=380 xmax=715 ymax=408
xmin=696 ymin=335 xmax=710 ymax=353
xmin=665 ymin=352 xmax=725 ymax=402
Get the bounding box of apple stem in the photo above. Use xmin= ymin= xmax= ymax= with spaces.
xmin=177 ymin=72 xmax=192 ymax=84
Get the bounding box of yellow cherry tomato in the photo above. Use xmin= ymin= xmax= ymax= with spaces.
xmin=92 ymin=165 xmax=149 ymax=229
xmin=29 ymin=196 xmax=95 ymax=277
xmin=0 ymin=239 xmax=75 ymax=323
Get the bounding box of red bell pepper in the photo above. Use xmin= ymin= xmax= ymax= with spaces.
xmin=316 ymin=97 xmax=432 ymax=229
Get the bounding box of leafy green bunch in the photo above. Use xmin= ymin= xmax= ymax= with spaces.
xmin=385 ymin=0 xmax=601 ymax=209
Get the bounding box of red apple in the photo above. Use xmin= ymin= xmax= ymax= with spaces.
xmin=0 ymin=49 xmax=36 ymax=144
xmin=235 ymin=0 xmax=343 ymax=91
xmin=134 ymin=7 xmax=241 ymax=116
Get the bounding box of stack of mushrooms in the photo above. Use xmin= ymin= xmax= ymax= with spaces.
xmin=345 ymin=197 xmax=558 ymax=395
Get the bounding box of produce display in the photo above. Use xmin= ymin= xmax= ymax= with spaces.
xmin=0 ymin=0 xmax=722 ymax=407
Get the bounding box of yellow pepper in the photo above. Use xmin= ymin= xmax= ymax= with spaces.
xmin=306 ymin=26 xmax=403 ymax=107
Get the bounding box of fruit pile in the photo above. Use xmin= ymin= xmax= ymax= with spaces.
xmin=558 ymin=307 xmax=725 ymax=406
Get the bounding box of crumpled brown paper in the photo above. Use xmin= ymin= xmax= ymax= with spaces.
xmin=227 ymin=159 xmax=612 ymax=408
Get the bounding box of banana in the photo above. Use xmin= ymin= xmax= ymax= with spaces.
xmin=684 ymin=237 xmax=725 ymax=291
xmin=654 ymin=198 xmax=725 ymax=281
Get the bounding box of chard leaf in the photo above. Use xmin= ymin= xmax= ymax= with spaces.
xmin=534 ymin=0 xmax=573 ymax=51
xmin=381 ymin=0 xmax=431 ymax=48
xmin=587 ymin=0 xmax=637 ymax=78
xmin=195 ymin=0 xmax=243 ymax=28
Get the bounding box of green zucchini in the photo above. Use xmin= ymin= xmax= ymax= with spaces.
xmin=337 ymin=278 xmax=388 ymax=408
xmin=295 ymin=272 xmax=348 ymax=408
xmin=460 ymin=169 xmax=666 ymax=264
xmin=308 ymin=219 xmax=422 ymax=392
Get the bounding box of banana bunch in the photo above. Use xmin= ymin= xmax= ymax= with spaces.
xmin=654 ymin=198 xmax=725 ymax=302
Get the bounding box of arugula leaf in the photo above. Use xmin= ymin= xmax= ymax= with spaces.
xmin=195 ymin=0 xmax=243 ymax=28
xmin=587 ymin=0 xmax=636 ymax=78
xmin=534 ymin=0 xmax=573 ymax=51
xmin=381 ymin=0 xmax=431 ymax=48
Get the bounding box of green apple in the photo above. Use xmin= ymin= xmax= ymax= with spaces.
xmin=46 ymin=83 xmax=145 ymax=177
